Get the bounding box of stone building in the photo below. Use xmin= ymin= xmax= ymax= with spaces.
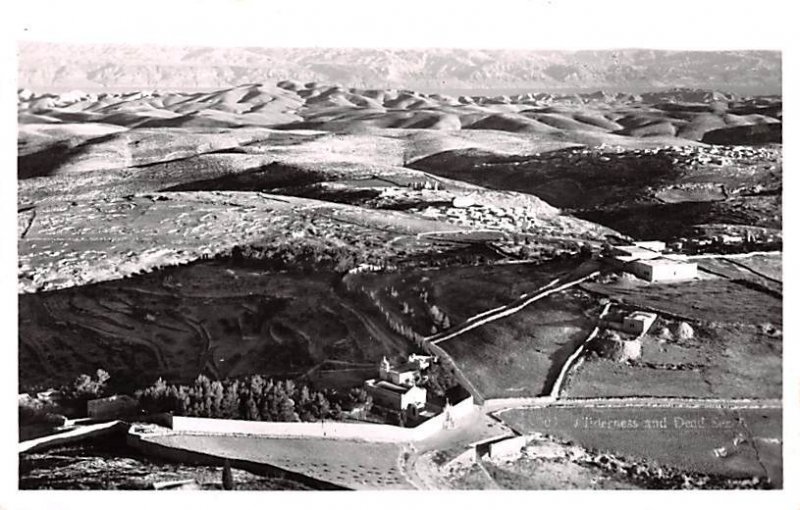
xmin=621 ymin=311 xmax=658 ymax=335
xmin=364 ymin=380 xmax=427 ymax=411
xmin=367 ymin=355 xmax=430 ymax=411
xmin=607 ymin=241 xmax=697 ymax=282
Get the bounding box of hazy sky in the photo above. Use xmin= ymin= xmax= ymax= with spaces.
xmin=13 ymin=0 xmax=789 ymax=50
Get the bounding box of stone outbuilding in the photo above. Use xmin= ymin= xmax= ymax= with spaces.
xmin=621 ymin=311 xmax=658 ymax=335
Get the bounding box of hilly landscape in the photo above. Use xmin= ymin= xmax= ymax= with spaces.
xmin=18 ymin=80 xmax=782 ymax=382
xmin=17 ymin=48 xmax=783 ymax=491
xmin=18 ymin=44 xmax=781 ymax=95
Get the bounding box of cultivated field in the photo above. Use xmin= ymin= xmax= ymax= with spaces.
xmin=581 ymin=278 xmax=781 ymax=327
xmin=564 ymin=320 xmax=781 ymax=399
xmin=18 ymin=260 xmax=412 ymax=391
xmin=569 ymin=271 xmax=782 ymax=399
xmin=498 ymin=405 xmax=782 ymax=486
xmin=438 ymin=289 xmax=598 ymax=398
xmin=729 ymin=253 xmax=782 ymax=281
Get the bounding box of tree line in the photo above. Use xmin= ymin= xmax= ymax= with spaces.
xmin=136 ymin=374 xmax=372 ymax=422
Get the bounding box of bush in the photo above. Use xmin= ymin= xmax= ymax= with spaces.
xmin=424 ymin=360 xmax=459 ymax=398
xmin=19 ymin=400 xmax=65 ymax=426
xmin=60 ymin=369 xmax=110 ymax=401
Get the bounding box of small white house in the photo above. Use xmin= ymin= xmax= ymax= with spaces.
xmin=379 ymin=357 xmax=420 ymax=387
xmin=379 ymin=354 xmax=434 ymax=387
xmin=629 ymin=257 xmax=697 ymax=282
xmin=622 ymin=311 xmax=658 ymax=335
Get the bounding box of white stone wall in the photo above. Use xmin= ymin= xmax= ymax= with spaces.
xmin=488 ymin=435 xmax=528 ymax=459
xmin=168 ymin=395 xmax=476 ymax=443
xmin=651 ymin=261 xmax=697 ymax=281
xmin=170 ymin=417 xmax=415 ymax=442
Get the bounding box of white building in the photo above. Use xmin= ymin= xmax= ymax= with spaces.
xmin=607 ymin=240 xmax=697 ymax=283
xmin=611 ymin=241 xmax=667 ymax=262
xmin=364 ymin=379 xmax=427 ymax=411
xmin=378 ymin=354 xmax=434 ymax=386
xmin=629 ymin=257 xmax=698 ymax=282
xmin=622 ymin=311 xmax=658 ymax=335
xmin=379 ymin=356 xmax=420 ymax=387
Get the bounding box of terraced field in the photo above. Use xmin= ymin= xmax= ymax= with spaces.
xmin=18 ymin=260 xmax=412 ymax=391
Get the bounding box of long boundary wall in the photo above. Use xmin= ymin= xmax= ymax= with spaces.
xmin=167 ymin=396 xmax=475 ymax=443
xmin=127 ymin=432 xmax=346 ymax=490
xmin=548 ymin=302 xmax=612 ymax=399
xmin=19 ymin=421 xmax=126 ymax=453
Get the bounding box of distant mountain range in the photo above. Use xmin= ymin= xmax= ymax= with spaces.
xmin=18 ymin=43 xmax=781 ymax=95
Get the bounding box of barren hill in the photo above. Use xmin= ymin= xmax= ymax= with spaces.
xmin=18 ymin=44 xmax=781 ymax=95
xmin=17 ymin=80 xmax=781 ymax=394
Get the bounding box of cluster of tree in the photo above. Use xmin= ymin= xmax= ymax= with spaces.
xmin=18 ymin=399 xmax=65 ymax=426
xmin=428 ymin=304 xmax=451 ymax=333
xmin=228 ymin=242 xmax=363 ymax=273
xmin=18 ymin=370 xmax=113 ymax=426
xmin=59 ymin=369 xmax=111 ymax=402
xmin=379 ymin=304 xmax=426 ymax=345
xmin=423 ymin=359 xmax=460 ymax=398
xmin=226 ymin=229 xmax=397 ymax=274
xmin=355 ymin=286 xmax=427 ymax=345
xmin=136 ymin=374 xmax=372 ymax=422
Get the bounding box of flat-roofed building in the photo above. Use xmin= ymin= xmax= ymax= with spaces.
xmin=364 ymin=379 xmax=427 ymax=410
xmin=622 ymin=311 xmax=658 ymax=335
xmin=378 ymin=354 xmax=434 ymax=387
xmin=629 ymin=257 xmax=697 ymax=282
xmin=379 ymin=357 xmax=420 ymax=387
xmin=633 ymin=240 xmax=666 ymax=252
xmin=609 ymin=245 xmax=662 ymax=260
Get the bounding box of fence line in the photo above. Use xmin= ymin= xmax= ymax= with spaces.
xmin=548 ymin=302 xmax=612 ymax=399
xmin=432 ymin=271 xmax=600 ymax=346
